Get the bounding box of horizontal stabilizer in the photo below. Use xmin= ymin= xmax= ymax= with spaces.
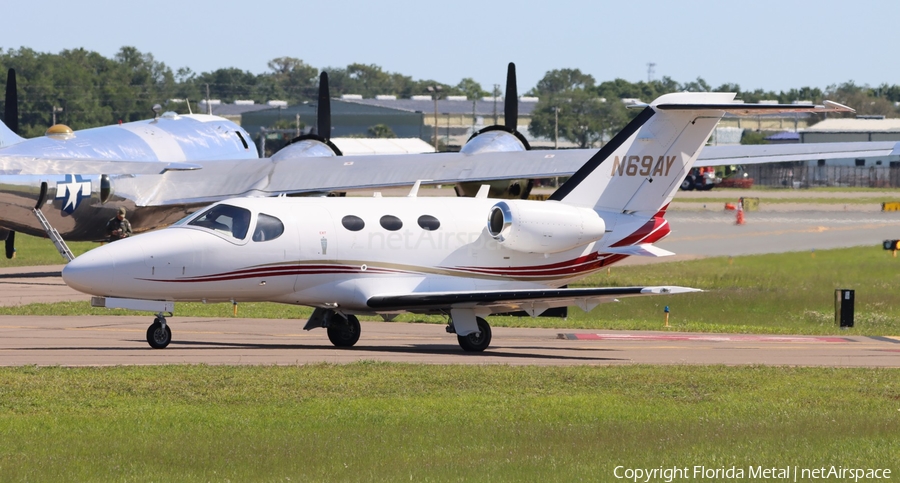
xmin=603 ymin=244 xmax=675 ymax=257
xmin=656 ymin=100 xmax=854 ymax=115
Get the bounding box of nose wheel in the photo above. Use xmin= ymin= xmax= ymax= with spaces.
xmin=146 ymin=316 xmax=172 ymax=349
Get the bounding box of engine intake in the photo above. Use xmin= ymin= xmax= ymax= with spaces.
xmin=486 ymin=200 xmax=606 ymax=254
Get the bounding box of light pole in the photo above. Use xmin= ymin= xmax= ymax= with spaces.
xmin=553 ymin=106 xmax=560 ymax=149
xmin=426 ymin=85 xmax=442 ymax=151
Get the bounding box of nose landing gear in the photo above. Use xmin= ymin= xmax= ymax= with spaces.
xmin=146 ymin=314 xmax=171 ymax=349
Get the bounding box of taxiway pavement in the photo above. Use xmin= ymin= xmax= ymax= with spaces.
xmin=2 ymin=315 xmax=898 ymax=367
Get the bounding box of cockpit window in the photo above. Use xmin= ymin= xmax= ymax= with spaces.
xmin=189 ymin=204 xmax=251 ymax=239
xmin=253 ymin=213 xmax=284 ymax=242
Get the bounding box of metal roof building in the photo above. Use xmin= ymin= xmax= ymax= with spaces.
xmin=800 ymin=118 xmax=900 ymax=143
xmin=234 ymin=100 xmax=427 ymax=140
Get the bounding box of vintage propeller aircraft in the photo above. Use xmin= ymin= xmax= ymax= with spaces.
xmin=61 ymin=92 xmax=855 ymax=351
xmin=0 ymin=68 xmax=260 ymax=257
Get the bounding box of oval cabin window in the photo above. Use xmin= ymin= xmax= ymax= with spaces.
xmin=417 ymin=215 xmax=441 ymax=231
xmin=342 ymin=215 xmax=365 ymax=231
xmin=380 ymin=215 xmax=403 ymax=231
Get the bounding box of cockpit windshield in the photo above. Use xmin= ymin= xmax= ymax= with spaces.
xmin=188 ymin=204 xmax=251 ymax=239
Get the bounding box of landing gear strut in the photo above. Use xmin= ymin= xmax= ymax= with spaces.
xmin=146 ymin=314 xmax=171 ymax=349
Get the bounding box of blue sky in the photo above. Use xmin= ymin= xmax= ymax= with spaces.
xmin=5 ymin=0 xmax=898 ymax=95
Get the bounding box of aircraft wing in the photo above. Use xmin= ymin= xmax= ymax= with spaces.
xmin=366 ymin=286 xmax=700 ymax=315
xmin=0 ymin=155 xmax=199 ymax=175
xmin=116 ymin=150 xmax=593 ymax=206
xmin=12 ymin=139 xmax=900 ymax=207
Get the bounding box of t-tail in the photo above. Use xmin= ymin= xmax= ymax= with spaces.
xmin=548 ymin=92 xmax=854 ymax=218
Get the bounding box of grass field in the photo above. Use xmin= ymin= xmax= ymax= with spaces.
xmin=3 ymin=235 xmax=899 ymax=336
xmin=0 ymin=364 xmax=897 ymax=481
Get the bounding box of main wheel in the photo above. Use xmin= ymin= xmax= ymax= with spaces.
xmin=327 ymin=314 xmax=361 ymax=347
xmin=457 ymin=317 xmax=492 ymax=352
xmin=680 ymin=176 xmax=695 ymax=191
xmin=146 ymin=318 xmax=171 ymax=349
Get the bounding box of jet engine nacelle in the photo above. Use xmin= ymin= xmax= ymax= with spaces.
xmin=486 ymin=200 xmax=606 ymax=254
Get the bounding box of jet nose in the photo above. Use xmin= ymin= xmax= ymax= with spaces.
xmin=62 ymin=237 xmax=144 ymax=295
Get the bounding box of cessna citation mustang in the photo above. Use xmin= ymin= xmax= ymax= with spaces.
xmin=62 ymin=92 xmax=853 ymax=351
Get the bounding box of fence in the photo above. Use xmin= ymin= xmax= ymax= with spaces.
xmin=742 ymin=164 xmax=900 ymax=188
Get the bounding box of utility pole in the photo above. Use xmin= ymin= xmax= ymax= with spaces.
xmin=427 ymin=85 xmax=442 ymax=151
xmin=554 ymin=106 xmax=560 ymax=149
xmin=492 ymin=84 xmax=500 ymax=125
xmin=647 ymin=62 xmax=656 ymax=83
xmin=205 ymin=83 xmax=211 ymax=115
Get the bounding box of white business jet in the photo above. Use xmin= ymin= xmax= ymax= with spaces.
xmin=61 ymin=92 xmax=853 ymax=351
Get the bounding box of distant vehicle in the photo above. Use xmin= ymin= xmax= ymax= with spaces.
xmin=680 ymin=165 xmax=753 ymax=190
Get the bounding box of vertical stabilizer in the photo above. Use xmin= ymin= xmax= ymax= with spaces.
xmin=549 ymin=92 xmax=734 ymax=216
xmin=549 ymin=93 xmax=854 ymax=217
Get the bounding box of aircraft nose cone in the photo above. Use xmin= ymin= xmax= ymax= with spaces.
xmin=62 ymin=246 xmax=114 ymax=295
xmin=62 ymin=238 xmax=143 ymax=295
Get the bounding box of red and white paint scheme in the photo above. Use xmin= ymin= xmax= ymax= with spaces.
xmin=61 ymin=93 xmax=854 ymax=351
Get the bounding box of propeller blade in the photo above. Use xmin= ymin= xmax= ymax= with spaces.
xmin=5 ymin=231 xmax=14 ymax=259
xmin=4 ymin=69 xmax=18 ymax=259
xmin=317 ymin=71 xmax=331 ymax=141
xmin=504 ymin=62 xmax=517 ymax=131
xmin=5 ymin=68 xmax=18 ymax=135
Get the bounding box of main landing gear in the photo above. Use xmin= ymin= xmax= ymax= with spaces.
xmin=304 ymin=308 xmax=361 ymax=348
xmin=327 ymin=314 xmax=361 ymax=347
xmin=306 ymin=308 xmax=493 ymax=352
xmin=446 ymin=316 xmax=492 ymax=352
xmin=146 ymin=314 xmax=172 ymax=349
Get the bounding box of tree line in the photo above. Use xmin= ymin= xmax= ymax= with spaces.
xmin=2 ymin=46 xmax=898 ymax=145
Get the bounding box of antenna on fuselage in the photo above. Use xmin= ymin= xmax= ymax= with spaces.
xmin=185 ymin=98 xmax=193 ymax=115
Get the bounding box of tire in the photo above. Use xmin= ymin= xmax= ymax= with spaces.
xmin=680 ymin=176 xmax=695 ymax=191
xmin=457 ymin=317 xmax=492 ymax=352
xmin=327 ymin=314 xmax=361 ymax=347
xmin=146 ymin=319 xmax=171 ymax=349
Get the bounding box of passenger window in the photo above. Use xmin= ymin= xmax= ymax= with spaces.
xmin=417 ymin=215 xmax=440 ymax=231
xmin=342 ymin=215 xmax=365 ymax=231
xmin=252 ymin=213 xmax=285 ymax=242
xmin=380 ymin=215 xmax=402 ymax=231
xmin=189 ymin=204 xmax=251 ymax=239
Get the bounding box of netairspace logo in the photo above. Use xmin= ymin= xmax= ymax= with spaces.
xmin=613 ymin=465 xmax=892 ymax=482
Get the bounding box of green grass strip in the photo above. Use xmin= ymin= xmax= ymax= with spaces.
xmin=0 ymin=364 xmax=898 ymax=481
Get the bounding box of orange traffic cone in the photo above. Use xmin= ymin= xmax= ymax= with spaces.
xmin=735 ymin=201 xmax=745 ymax=225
